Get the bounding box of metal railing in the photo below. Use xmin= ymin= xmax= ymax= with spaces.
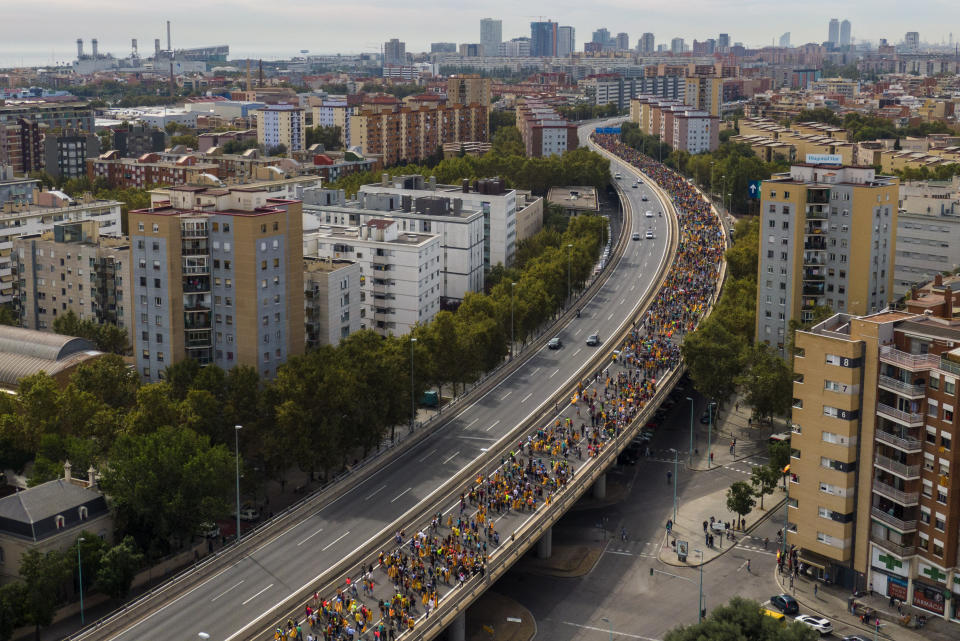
xmin=874 ymin=454 xmax=921 ymax=479
xmin=875 ymin=403 xmax=924 ymax=426
xmin=877 ymin=375 xmax=926 ymax=397
xmin=874 ymin=428 xmax=923 ymax=453
xmin=869 ymin=533 xmax=916 ymax=558
xmin=870 ymin=506 xmax=918 ymax=532
xmin=878 ymin=345 xmax=938 ymax=370
xmin=938 ymin=356 xmax=960 ymax=377
xmin=872 ymin=480 xmax=920 ymax=506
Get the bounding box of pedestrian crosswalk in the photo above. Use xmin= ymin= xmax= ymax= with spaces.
xmin=605 ymin=539 xmax=661 ymax=558
xmin=735 ymin=535 xmax=777 ymax=556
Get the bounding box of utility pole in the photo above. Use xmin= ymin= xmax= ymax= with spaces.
xmin=410 ymin=337 xmax=417 ymax=433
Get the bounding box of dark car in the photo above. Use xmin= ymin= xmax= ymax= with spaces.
xmin=617 ymin=450 xmax=638 ymax=465
xmin=548 ymin=337 xmax=562 ymax=349
xmin=699 ymin=411 xmax=712 ymax=424
xmin=769 ymin=594 xmax=799 ymax=615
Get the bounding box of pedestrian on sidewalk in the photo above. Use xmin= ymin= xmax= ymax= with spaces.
xmin=814 ymin=584 xmax=818 ymax=597
xmin=747 ymin=558 xmax=751 ymax=573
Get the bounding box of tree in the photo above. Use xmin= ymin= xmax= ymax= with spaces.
xmin=724 ymin=218 xmax=759 ymax=280
xmin=52 ymin=310 xmax=128 ymax=354
xmin=726 ymin=481 xmax=756 ymax=529
xmin=18 ymin=549 xmax=72 ymax=640
xmin=738 ymin=343 xmax=793 ymax=424
xmin=267 ymin=143 xmax=288 ymax=156
xmin=768 ymin=440 xmax=791 ymax=488
xmin=0 ymin=303 xmax=17 ymax=326
xmin=100 ymin=425 xmax=235 ymax=555
xmin=665 ymin=596 xmax=817 ymax=641
xmin=0 ymin=582 xmax=26 ymax=641
xmin=750 ymin=464 xmax=780 ymax=509
xmin=95 ymin=536 xmax=144 ymax=600
xmin=305 ymin=125 xmax=342 ymax=150
xmin=70 ymin=354 xmax=140 ymax=410
xmin=681 ymin=318 xmax=746 ymax=403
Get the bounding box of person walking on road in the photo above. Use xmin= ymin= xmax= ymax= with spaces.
xmin=666 ymin=470 xmax=672 ymax=484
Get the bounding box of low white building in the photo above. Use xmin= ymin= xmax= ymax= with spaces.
xmin=0 ymin=191 xmax=122 ymax=304
xmin=302 ymin=186 xmax=484 ymax=301
xmin=359 ymin=174 xmax=517 ymax=269
xmin=303 ymin=218 xmax=442 ymax=336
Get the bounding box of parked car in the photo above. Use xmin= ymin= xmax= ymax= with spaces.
xmin=769 ymin=594 xmax=799 ymax=615
xmin=199 ymin=522 xmax=220 ymax=538
xmin=548 ymin=337 xmax=562 ymax=349
xmin=586 ymin=333 xmax=600 ymax=346
xmin=238 ymin=506 xmax=261 ymax=521
xmin=794 ymin=615 xmax=833 ymax=635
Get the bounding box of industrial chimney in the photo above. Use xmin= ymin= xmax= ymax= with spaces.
xmin=76 ymin=38 xmax=83 ymax=58
xmin=132 ymin=38 xmax=138 ymax=56
xmin=92 ymin=38 xmax=99 ymax=59
xmin=154 ymin=38 xmax=161 ymax=59
xmin=166 ymin=20 xmax=171 ymax=52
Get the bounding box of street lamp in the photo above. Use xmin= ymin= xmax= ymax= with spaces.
xmin=600 ymin=617 xmax=613 ymax=641
xmin=781 ymin=464 xmax=791 ymax=558
xmin=707 ymin=403 xmax=714 ymax=469
xmin=77 ymin=536 xmax=85 ymax=625
xmin=234 ymin=424 xmax=242 ymax=543
xmin=695 ymin=549 xmax=704 ymax=623
xmin=686 ymin=397 xmax=694 ymax=466
xmin=566 ymin=243 xmax=573 ymax=306
xmin=510 ymin=282 xmax=517 ymax=360
xmin=410 ymin=337 xmax=417 ymax=434
xmin=670 ymin=448 xmax=678 ymax=523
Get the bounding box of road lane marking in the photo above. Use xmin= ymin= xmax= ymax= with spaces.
xmin=620 ymin=298 xmax=626 ymax=305
xmin=485 ymin=419 xmax=501 ymax=432
xmin=463 ymin=418 xmax=478 ymax=430
xmin=390 ymin=488 xmax=412 ymax=503
xmin=416 ymin=448 xmax=437 ymax=463
xmin=573 ymin=348 xmax=582 ymax=357
xmin=442 ymin=451 xmax=460 ymax=464
xmin=241 ymin=584 xmax=274 ymax=606
xmin=364 ymin=485 xmax=387 ymax=501
xmin=521 ymin=392 xmax=532 ymax=403
xmin=549 ymin=369 xmax=559 ymax=378
xmin=210 ymin=580 xmax=244 ymax=602
xmin=500 ymin=391 xmax=512 ymax=401
xmin=559 ymin=621 xmax=661 ymax=641
xmin=322 ymin=531 xmax=350 ymax=551
xmin=630 ymin=284 xmax=636 ymax=291
xmin=574 ymin=328 xmax=583 ymax=335
xmin=460 ymin=436 xmax=497 ymax=441
xmin=296 ymin=528 xmax=324 ymax=546
xmin=607 ymin=312 xmax=614 ymax=320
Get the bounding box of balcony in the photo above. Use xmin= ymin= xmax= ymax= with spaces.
xmin=804 ymin=239 xmax=827 ymax=251
xmin=870 ymin=506 xmax=918 ymax=532
xmin=938 ymin=356 xmax=960 ymax=377
xmin=803 ymin=255 xmax=826 ymax=266
xmin=875 ymin=428 xmax=923 ymax=453
xmin=879 ymin=346 xmax=938 ymax=371
xmin=874 ymin=454 xmax=921 ymax=479
xmin=878 ymin=375 xmax=926 ymax=398
xmin=876 ymin=403 xmax=924 ymax=427
xmin=872 ymin=480 xmax=920 ymax=506
xmin=803 ymin=285 xmax=825 ymax=296
xmin=870 ymin=533 xmax=916 ymax=558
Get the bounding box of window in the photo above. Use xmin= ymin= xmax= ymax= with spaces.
xmin=930 ymin=376 xmax=940 ymax=390
xmin=946 ymin=380 xmax=956 ymax=395
xmin=55 ymin=515 xmax=66 ymax=529
xmin=944 ymin=408 xmax=954 ymax=422
xmin=78 ymin=506 xmax=88 ymax=520
xmin=155 ymin=297 xmax=163 ymax=307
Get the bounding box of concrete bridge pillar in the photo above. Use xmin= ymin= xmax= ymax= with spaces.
xmin=593 ymin=473 xmax=607 ymax=500
xmin=537 ymin=526 xmax=553 ymax=559
xmin=448 ymin=611 xmax=466 ymax=641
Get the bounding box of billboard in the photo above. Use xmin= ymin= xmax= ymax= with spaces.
xmin=805 ymin=153 xmax=842 ymax=165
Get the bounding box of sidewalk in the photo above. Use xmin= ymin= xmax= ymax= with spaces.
xmin=686 ymin=398 xmax=788 ymax=471
xmin=773 ymin=566 xmax=956 ymax=641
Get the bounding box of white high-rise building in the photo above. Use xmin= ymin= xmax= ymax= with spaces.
xmin=557 ymin=26 xmax=576 ymax=57
xmin=639 ymin=32 xmax=655 ymax=55
xmin=828 ymin=18 xmax=840 ymax=46
xmin=839 ymin=20 xmax=852 ymax=47
xmin=671 ymin=37 xmax=685 ymax=54
xmin=480 ymin=18 xmax=502 ymax=57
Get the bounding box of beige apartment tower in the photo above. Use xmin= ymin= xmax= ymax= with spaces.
xmin=130 ymin=185 xmax=304 ymax=381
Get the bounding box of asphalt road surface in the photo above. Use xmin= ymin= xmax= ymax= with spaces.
xmin=105 ymin=131 xmax=675 ymax=641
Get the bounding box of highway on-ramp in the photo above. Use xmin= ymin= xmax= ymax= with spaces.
xmin=100 ymin=131 xmax=672 ymax=641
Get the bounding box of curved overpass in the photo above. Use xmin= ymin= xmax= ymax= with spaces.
xmin=78 ymin=129 xmax=677 ymax=641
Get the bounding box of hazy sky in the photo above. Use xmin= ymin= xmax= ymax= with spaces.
xmin=3 ymin=0 xmax=957 ymax=67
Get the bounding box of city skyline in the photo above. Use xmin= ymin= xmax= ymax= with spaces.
xmin=2 ymin=0 xmax=958 ymax=67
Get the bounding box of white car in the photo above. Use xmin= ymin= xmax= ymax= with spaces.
xmin=632 ymin=232 xmax=641 ymax=241
xmin=645 ymin=211 xmax=654 ymax=218
xmin=641 ymin=194 xmax=649 ymax=201
xmin=615 ymin=173 xmax=622 ymax=180
xmin=645 ymin=231 xmax=655 ymax=239
xmin=794 ymin=615 xmax=833 ymax=635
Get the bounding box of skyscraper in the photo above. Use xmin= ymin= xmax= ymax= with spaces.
xmin=557 ymin=26 xmax=576 ymax=57
xmin=828 ymin=18 xmax=840 ymax=46
xmin=616 ymin=32 xmax=630 ymax=51
xmin=905 ymin=31 xmax=920 ymax=50
xmin=671 ymin=37 xmax=685 ymax=54
xmin=779 ymin=32 xmax=791 ymax=48
xmin=480 ymin=18 xmax=502 ymax=57
xmin=383 ymin=38 xmax=406 ymax=66
xmin=840 ymin=20 xmax=852 ymax=47
xmin=717 ymin=33 xmax=730 ymax=52
xmin=639 ymin=32 xmax=656 ymax=55
xmin=530 ymin=21 xmax=558 ymax=57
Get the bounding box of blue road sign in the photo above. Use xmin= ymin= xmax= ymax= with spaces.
xmin=595 ymin=127 xmax=622 ymax=135
xmin=748 ymin=180 xmax=761 ymax=199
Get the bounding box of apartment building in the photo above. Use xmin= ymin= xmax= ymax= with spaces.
xmin=350 ymin=103 xmax=488 ymax=167
xmin=811 ymin=77 xmax=861 ymax=99
xmin=303 ymin=257 xmax=361 ymax=347
xmin=683 ymin=74 xmax=723 ymax=117
xmin=446 ymin=75 xmax=491 ymax=107
xmin=359 ymin=174 xmax=519 ymax=269
xmin=303 ymin=218 xmax=441 ymax=336
xmin=43 ymin=132 xmax=100 ymax=180
xmin=893 ymin=177 xmax=960 ymax=298
xmin=0 ymin=101 xmax=94 ymax=135
xmin=582 ymin=74 xmax=684 ymax=111
xmin=87 ymin=152 xmax=221 ymax=189
xmin=791 ymin=296 xmax=960 ymax=622
xmin=755 ymin=163 xmax=899 ymax=356
xmin=129 ymin=185 xmax=304 ymax=381
xmin=13 ymin=220 xmax=131 ymax=331
xmin=0 ymin=191 xmax=122 ymax=304
xmin=311 ymin=99 xmax=358 ymax=148
xmin=0 ymin=167 xmax=39 ymax=206
xmin=303 ymin=184 xmax=485 ymax=301
xmin=515 ymin=98 xmax=578 ymax=158
xmin=111 ymin=125 xmax=167 ymax=158
xmin=0 ymin=118 xmax=42 ymax=174
xmin=256 ymin=104 xmax=305 ymax=153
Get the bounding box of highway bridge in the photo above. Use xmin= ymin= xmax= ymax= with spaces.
xmin=72 ymin=123 xmax=721 ymax=641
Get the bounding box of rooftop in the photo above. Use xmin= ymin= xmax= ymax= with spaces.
xmin=546 ymin=186 xmax=599 ymax=211
xmin=0 ymin=326 xmax=102 ymax=390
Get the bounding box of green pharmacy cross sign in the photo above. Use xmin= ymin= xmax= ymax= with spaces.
xmin=923 ymin=566 xmax=948 ymax=582
xmin=878 ymin=553 xmax=903 ymax=571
